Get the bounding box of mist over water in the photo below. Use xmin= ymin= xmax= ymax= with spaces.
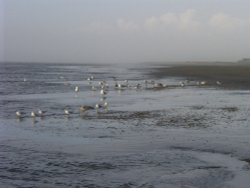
xmin=0 ymin=62 xmax=250 ymax=188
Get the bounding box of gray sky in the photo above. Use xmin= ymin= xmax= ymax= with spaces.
xmin=2 ymin=0 xmax=250 ymax=63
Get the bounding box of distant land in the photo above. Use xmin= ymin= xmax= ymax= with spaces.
xmin=142 ymin=58 xmax=250 ymax=66
xmin=147 ymin=58 xmax=250 ymax=90
xmin=237 ymin=58 xmax=250 ymax=65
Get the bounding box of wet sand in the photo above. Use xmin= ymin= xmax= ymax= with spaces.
xmin=1 ymin=63 xmax=250 ymax=188
xmin=149 ymin=64 xmax=250 ymax=89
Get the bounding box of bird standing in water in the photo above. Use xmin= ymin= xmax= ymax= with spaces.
xmin=38 ymin=109 xmax=46 ymax=116
xmin=16 ymin=111 xmax=22 ymax=118
xmin=64 ymin=109 xmax=71 ymax=115
xmin=31 ymin=111 xmax=37 ymax=118
xmin=75 ymin=86 xmax=79 ymax=92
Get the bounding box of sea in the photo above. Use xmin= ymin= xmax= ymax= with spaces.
xmin=0 ymin=62 xmax=250 ymax=188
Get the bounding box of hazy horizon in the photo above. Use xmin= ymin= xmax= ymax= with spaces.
xmin=0 ymin=60 xmax=241 ymax=65
xmin=2 ymin=0 xmax=250 ymax=63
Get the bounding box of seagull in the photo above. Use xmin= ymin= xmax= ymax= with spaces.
xmin=153 ymin=83 xmax=164 ymax=88
xmin=179 ymin=81 xmax=185 ymax=87
xmin=103 ymin=102 xmax=108 ymax=108
xmin=31 ymin=111 xmax=37 ymax=117
xmin=95 ymin=103 xmax=103 ymax=112
xmin=64 ymin=109 xmax=71 ymax=115
xmin=87 ymin=76 xmax=94 ymax=81
xmin=16 ymin=111 xmax=22 ymax=118
xmin=75 ymin=86 xmax=79 ymax=92
xmin=134 ymin=83 xmax=142 ymax=89
xmin=95 ymin=103 xmax=100 ymax=109
xmin=100 ymin=89 xmax=107 ymax=95
xmin=200 ymin=81 xmax=207 ymax=85
xmin=38 ymin=109 xmax=46 ymax=116
xmin=216 ymin=81 xmax=222 ymax=85
xmin=79 ymin=105 xmax=94 ymax=112
xmin=99 ymin=81 xmax=105 ymax=86
xmin=117 ymin=83 xmax=127 ymax=90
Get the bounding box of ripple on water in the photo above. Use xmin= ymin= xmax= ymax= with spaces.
xmin=0 ymin=144 xmax=244 ymax=188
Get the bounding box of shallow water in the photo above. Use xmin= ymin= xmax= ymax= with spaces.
xmin=0 ymin=63 xmax=250 ymax=188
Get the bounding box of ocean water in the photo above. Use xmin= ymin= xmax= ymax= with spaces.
xmin=0 ymin=62 xmax=250 ymax=188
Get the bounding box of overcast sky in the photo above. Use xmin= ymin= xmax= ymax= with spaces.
xmin=2 ymin=0 xmax=250 ymax=63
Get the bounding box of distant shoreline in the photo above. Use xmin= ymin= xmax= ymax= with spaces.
xmin=1 ymin=58 xmax=250 ymax=66
xmin=148 ymin=64 xmax=250 ymax=89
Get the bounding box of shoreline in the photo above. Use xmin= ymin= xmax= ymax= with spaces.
xmin=148 ymin=64 xmax=250 ymax=89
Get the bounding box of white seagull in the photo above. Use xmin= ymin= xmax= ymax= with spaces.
xmin=38 ymin=109 xmax=46 ymax=116
xmin=200 ymin=81 xmax=207 ymax=85
xmin=75 ymin=86 xmax=79 ymax=92
xmin=216 ymin=81 xmax=222 ymax=85
xmin=16 ymin=111 xmax=22 ymax=118
xmin=31 ymin=111 xmax=37 ymax=117
xmin=64 ymin=109 xmax=71 ymax=115
xmin=100 ymin=89 xmax=107 ymax=95
xmin=103 ymin=102 xmax=108 ymax=109
xmin=179 ymin=81 xmax=185 ymax=87
xmin=95 ymin=104 xmax=102 ymax=112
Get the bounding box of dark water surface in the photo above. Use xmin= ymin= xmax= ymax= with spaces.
xmin=0 ymin=63 xmax=250 ymax=188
